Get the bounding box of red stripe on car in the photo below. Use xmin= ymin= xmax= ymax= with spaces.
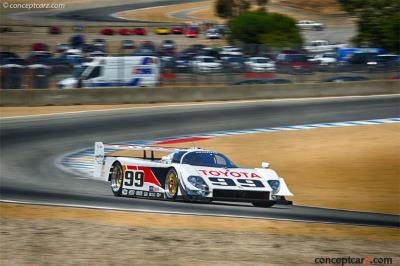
xmin=127 ymin=165 xmax=162 ymax=187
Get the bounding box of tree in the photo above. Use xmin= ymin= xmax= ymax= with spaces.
xmin=228 ymin=11 xmax=303 ymax=49
xmin=256 ymin=0 xmax=269 ymax=12
xmin=215 ymin=0 xmax=251 ymax=18
xmin=215 ymin=0 xmax=232 ymax=18
xmin=341 ymin=0 xmax=400 ymax=52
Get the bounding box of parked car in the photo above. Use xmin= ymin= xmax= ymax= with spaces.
xmin=55 ymin=43 xmax=71 ymax=53
xmin=186 ymin=26 xmax=199 ymax=38
xmin=347 ymin=52 xmax=380 ymax=65
xmin=28 ymin=52 xmax=53 ymax=64
xmin=0 ymin=52 xmax=20 ymax=65
xmin=308 ymin=52 xmax=337 ymax=65
xmin=214 ymin=24 xmax=227 ymax=36
xmin=118 ymin=28 xmax=131 ymax=35
xmin=191 ymin=56 xmax=222 ymax=72
xmin=93 ymin=38 xmax=105 ymax=44
xmin=88 ymin=51 xmax=106 ymax=57
xmin=245 ymin=57 xmax=276 ymax=72
xmin=132 ymin=28 xmax=146 ymax=35
xmin=58 ymin=49 xmax=84 ymax=65
xmin=206 ymin=28 xmax=222 ymax=39
xmin=139 ymin=40 xmax=156 ymax=51
xmin=191 ymin=44 xmax=206 ymax=52
xmin=296 ymin=20 xmax=324 ymax=30
xmin=276 ymin=52 xmax=313 ymax=73
xmin=100 ymin=28 xmax=114 ymax=35
xmin=161 ymin=40 xmax=176 ymax=50
xmin=134 ymin=41 xmax=157 ymax=56
xmin=121 ymin=40 xmax=135 ymax=49
xmin=173 ymin=54 xmax=191 ymax=72
xmin=155 ymin=27 xmax=171 ymax=35
xmin=82 ymin=44 xmax=99 ymax=54
xmin=337 ymin=47 xmax=386 ymax=62
xmin=74 ymin=25 xmax=85 ymax=32
xmin=171 ymin=26 xmax=185 ymax=34
xmin=367 ymin=54 xmax=400 ymax=69
xmin=304 ymin=40 xmax=346 ymax=53
xmin=222 ymin=56 xmax=246 ymax=72
xmin=31 ymin=43 xmax=49 ymax=53
xmin=220 ymin=46 xmax=243 ymax=58
xmin=1 ymin=57 xmax=27 ymax=66
xmin=321 ymin=76 xmax=369 ymax=83
xmin=48 ymin=26 xmax=62 ymax=35
xmin=92 ymin=39 xmax=106 ymax=50
xmin=70 ymin=35 xmax=85 ymax=48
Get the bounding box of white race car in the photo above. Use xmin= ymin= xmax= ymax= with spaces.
xmin=93 ymin=142 xmax=293 ymax=207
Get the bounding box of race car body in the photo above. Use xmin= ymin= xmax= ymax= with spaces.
xmin=93 ymin=142 xmax=293 ymax=207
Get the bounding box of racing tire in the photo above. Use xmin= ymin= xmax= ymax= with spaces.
xmin=110 ymin=162 xmax=124 ymax=196
xmin=252 ymin=201 xmax=275 ymax=208
xmin=165 ymin=168 xmax=179 ymax=200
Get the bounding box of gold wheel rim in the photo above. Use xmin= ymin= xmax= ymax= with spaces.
xmin=167 ymin=172 xmax=177 ymax=195
xmin=112 ymin=166 xmax=123 ymax=190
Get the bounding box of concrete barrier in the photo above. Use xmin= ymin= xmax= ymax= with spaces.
xmin=1 ymin=80 xmax=399 ymax=106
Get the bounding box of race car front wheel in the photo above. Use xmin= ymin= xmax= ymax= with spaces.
xmin=110 ymin=162 xmax=124 ymax=196
xmin=165 ymin=168 xmax=179 ymax=200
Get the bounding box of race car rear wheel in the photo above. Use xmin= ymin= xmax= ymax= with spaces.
xmin=252 ymin=201 xmax=275 ymax=208
xmin=165 ymin=168 xmax=179 ymax=200
xmin=110 ymin=162 xmax=124 ymax=196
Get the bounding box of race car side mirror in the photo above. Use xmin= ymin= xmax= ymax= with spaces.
xmin=261 ymin=162 xmax=270 ymax=168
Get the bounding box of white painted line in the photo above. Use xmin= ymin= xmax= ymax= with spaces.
xmin=2 ymin=94 xmax=399 ymax=120
xmin=0 ymin=199 xmax=391 ymax=227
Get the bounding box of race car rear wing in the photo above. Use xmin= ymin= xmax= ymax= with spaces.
xmin=93 ymin=142 xmax=189 ymax=178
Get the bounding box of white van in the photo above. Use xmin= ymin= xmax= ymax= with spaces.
xmin=58 ymin=56 xmax=160 ymax=88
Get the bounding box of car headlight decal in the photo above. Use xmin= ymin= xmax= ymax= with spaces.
xmin=267 ymin=180 xmax=280 ymax=193
xmin=188 ymin=176 xmax=209 ymax=191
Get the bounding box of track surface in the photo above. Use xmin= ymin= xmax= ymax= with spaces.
xmin=1 ymin=96 xmax=400 ymax=227
xmin=10 ymin=0 xmax=204 ymax=23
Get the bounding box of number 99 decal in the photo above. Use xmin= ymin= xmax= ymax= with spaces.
xmin=124 ymin=171 xmax=144 ymax=188
xmin=208 ymin=177 xmax=236 ymax=186
xmin=237 ymin=179 xmax=264 ymax=187
xmin=208 ymin=177 xmax=264 ymax=188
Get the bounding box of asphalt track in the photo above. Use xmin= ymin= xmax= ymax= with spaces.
xmin=1 ymin=95 xmax=399 ymax=227
xmin=12 ymin=0 xmax=204 ymax=23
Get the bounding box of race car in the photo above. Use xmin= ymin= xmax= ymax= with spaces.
xmin=93 ymin=142 xmax=293 ymax=207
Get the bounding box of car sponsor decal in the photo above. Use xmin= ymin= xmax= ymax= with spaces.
xmin=127 ymin=165 xmax=162 ymax=187
xmin=125 ymin=189 xmax=163 ymax=198
xmin=197 ymin=169 xmax=261 ymax=178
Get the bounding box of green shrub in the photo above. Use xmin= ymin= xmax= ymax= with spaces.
xmin=228 ymin=11 xmax=303 ymax=49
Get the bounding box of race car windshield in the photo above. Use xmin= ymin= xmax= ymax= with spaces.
xmin=182 ymin=151 xmax=237 ymax=168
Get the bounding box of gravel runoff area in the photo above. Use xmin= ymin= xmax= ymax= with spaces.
xmin=1 ymin=203 xmax=399 ymax=266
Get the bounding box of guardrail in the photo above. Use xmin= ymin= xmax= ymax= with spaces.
xmin=1 ymin=80 xmax=399 ymax=106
